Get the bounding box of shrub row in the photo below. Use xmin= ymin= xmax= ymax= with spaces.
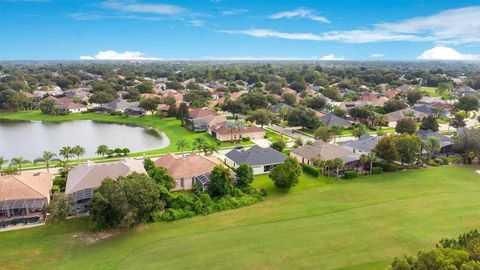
xmin=301 ymin=163 xmax=320 ymax=177
xmin=343 ymin=170 xmax=358 ymax=179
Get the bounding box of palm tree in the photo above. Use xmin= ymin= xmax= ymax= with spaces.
xmin=366 ymin=152 xmax=376 ymax=174
xmin=72 ymin=145 xmax=86 ymax=162
xmin=312 ymin=158 xmax=326 ymax=176
xmin=427 ymin=137 xmax=440 ymax=157
xmin=176 ymin=138 xmax=189 ymax=157
xmin=0 ymin=156 xmax=8 ymax=169
xmin=330 ymin=125 xmax=343 ymax=143
xmin=59 ymin=146 xmax=73 ymax=164
xmin=192 ymin=137 xmax=207 ymax=154
xmin=359 ymin=154 xmax=368 ymax=173
xmin=34 ymin=151 xmax=60 ymax=173
xmin=333 ymin=158 xmax=344 ymax=177
xmin=96 ymin=145 xmax=109 ymax=158
xmin=203 ymin=142 xmax=219 ymax=156
xmin=10 ymin=157 xmax=31 ymax=171
xmin=324 ymin=159 xmax=333 ymax=177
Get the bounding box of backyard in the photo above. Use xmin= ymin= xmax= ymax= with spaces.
xmin=1 ymin=166 xmax=479 ymax=270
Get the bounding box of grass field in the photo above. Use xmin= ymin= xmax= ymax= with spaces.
xmin=1 ymin=166 xmax=480 ymax=270
xmin=420 ymin=86 xmax=440 ymax=97
xmin=0 ymin=111 xmax=253 ymax=168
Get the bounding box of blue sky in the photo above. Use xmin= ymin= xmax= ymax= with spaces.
xmin=1 ymin=0 xmax=480 ymax=60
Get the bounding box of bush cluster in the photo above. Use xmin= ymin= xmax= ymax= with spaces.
xmin=301 ymin=163 xmax=320 ymax=177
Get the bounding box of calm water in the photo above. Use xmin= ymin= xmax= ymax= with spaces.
xmin=0 ymin=120 xmax=169 ymax=160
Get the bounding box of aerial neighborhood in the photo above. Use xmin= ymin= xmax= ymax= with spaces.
xmin=0 ymin=61 xmax=479 ymax=269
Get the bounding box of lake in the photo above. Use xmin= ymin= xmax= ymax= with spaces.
xmin=0 ymin=120 xmax=169 ymax=161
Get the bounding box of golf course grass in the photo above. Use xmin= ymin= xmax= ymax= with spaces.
xmin=1 ymin=166 xmax=480 ymax=270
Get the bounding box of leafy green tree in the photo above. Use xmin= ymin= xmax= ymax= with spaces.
xmin=456 ymin=96 xmax=479 ymax=113
xmin=395 ymin=134 xmax=421 ymax=165
xmin=450 ymin=114 xmax=466 ymax=128
xmin=352 ymin=123 xmax=368 ymax=139
xmin=453 ymin=128 xmax=480 ymax=164
xmin=282 ymin=93 xmax=297 ymax=106
xmin=247 ymin=109 xmax=277 ymax=128
xmin=221 ymin=99 xmax=246 ymax=118
xmin=419 ymin=115 xmax=439 ymax=132
xmin=406 ymin=89 xmax=423 ymax=105
xmin=139 ymin=98 xmax=160 ymax=115
xmin=47 ymin=193 xmax=74 ymax=223
xmin=286 ymin=106 xmax=320 ymax=129
xmin=235 ymin=163 xmax=254 ymax=189
xmin=269 ymin=157 xmax=301 ymax=190
xmin=192 ymin=137 xmax=207 ymax=154
xmin=271 ymin=140 xmax=286 ymax=152
xmin=143 ymin=158 xmax=155 ymax=171
xmin=136 ymin=81 xmax=154 ymax=94
xmin=0 ymin=89 xmax=27 ymax=112
xmin=38 ymin=99 xmax=55 ymax=114
xmin=148 ymin=167 xmax=175 ymax=189
xmin=207 ymin=165 xmax=235 ymax=198
xmin=314 ymin=126 xmax=332 ymax=142
xmin=383 ymin=99 xmax=407 ymax=113
xmin=374 ymin=135 xmax=400 ymax=163
xmin=395 ymin=118 xmax=417 ymax=135
xmin=332 ymin=158 xmax=344 ymax=176
xmin=34 ymin=151 xmax=60 ymax=173
xmin=89 ymin=91 xmax=116 ymax=105
xmin=322 ymin=87 xmax=341 ymax=101
xmin=176 ymin=103 xmax=189 ymax=126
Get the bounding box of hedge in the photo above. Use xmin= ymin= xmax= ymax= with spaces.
xmin=302 ymin=163 xmax=320 ymax=177
xmin=372 ymin=166 xmax=383 ymax=174
xmin=343 ymin=170 xmax=358 ymax=179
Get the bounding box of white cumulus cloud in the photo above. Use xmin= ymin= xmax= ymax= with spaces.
xmin=80 ymin=50 xmax=161 ymax=60
xmin=101 ymin=1 xmax=186 ymax=15
xmin=370 ymin=53 xmax=385 ymax=58
xmin=320 ymin=54 xmax=345 ymax=60
xmin=269 ymin=8 xmax=329 ymax=23
xmin=417 ymin=46 xmax=480 ymax=60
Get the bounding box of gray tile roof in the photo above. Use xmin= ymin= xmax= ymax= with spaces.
xmin=340 ymin=134 xmax=380 ymax=153
xmin=225 ymin=145 xmax=287 ymax=166
xmin=320 ymin=113 xmax=351 ymax=127
xmin=291 ymin=140 xmax=360 ymax=163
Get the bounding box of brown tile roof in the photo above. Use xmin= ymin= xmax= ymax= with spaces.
xmin=154 ymin=153 xmax=220 ymax=179
xmin=0 ymin=173 xmax=53 ymax=203
xmin=189 ymin=108 xmax=216 ymax=119
xmin=291 ymin=140 xmax=360 ymax=163
xmin=212 ymin=124 xmax=264 ymax=136
xmin=386 ymin=108 xmax=427 ymax=122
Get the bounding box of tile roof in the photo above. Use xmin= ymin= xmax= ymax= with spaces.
xmin=291 ymin=140 xmax=360 ymax=163
xmin=212 ymin=124 xmax=264 ymax=136
xmin=225 ymin=145 xmax=287 ymax=166
xmin=340 ymin=135 xmax=380 ymax=153
xmin=320 ymin=113 xmax=352 ymax=127
xmin=65 ymin=159 xmax=146 ymax=194
xmin=0 ymin=172 xmax=53 ymax=203
xmin=154 ymin=153 xmax=220 ymax=179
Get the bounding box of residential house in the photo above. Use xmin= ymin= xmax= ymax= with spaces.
xmin=413 ymin=104 xmax=448 ymax=117
xmin=396 ymin=84 xmax=414 ymax=93
xmin=46 ymin=96 xmax=88 ymax=113
xmin=124 ymin=107 xmax=145 ymax=116
xmin=455 ymin=85 xmax=479 ymax=98
xmin=65 ymin=159 xmax=146 ymax=212
xmin=290 ymin=140 xmax=360 ymax=171
xmin=104 ymin=99 xmax=140 ymax=113
xmin=340 ymin=134 xmax=380 ymax=154
xmin=270 ymin=102 xmax=293 ymax=114
xmin=186 ymin=108 xmax=227 ymax=132
xmin=0 ymin=172 xmax=53 ymax=228
xmin=320 ymin=112 xmax=352 ymax=128
xmin=416 ymin=130 xmax=454 ymax=155
xmin=225 ymin=145 xmax=287 ymax=174
xmin=357 ymin=92 xmax=389 ymax=106
xmin=385 ymin=108 xmax=427 ymax=127
xmin=154 ymin=153 xmax=220 ymax=191
xmin=209 ymin=123 xmax=265 ymax=142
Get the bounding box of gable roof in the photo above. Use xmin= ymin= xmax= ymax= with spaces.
xmin=270 ymin=102 xmax=293 ymax=114
xmin=320 ymin=113 xmax=352 ymax=127
xmin=65 ymin=159 xmax=146 ymax=194
xmin=416 ymin=130 xmax=454 ymax=148
xmin=340 ymin=135 xmax=380 ymax=153
xmin=226 ymin=145 xmax=287 ymax=166
xmin=291 ymin=140 xmax=360 ymax=163
xmin=212 ymin=124 xmax=264 ymax=136
xmin=386 ymin=108 xmax=427 ymax=122
xmin=154 ymin=153 xmax=220 ymax=179
xmin=0 ymin=172 xmax=53 ymax=203
xmin=189 ymin=108 xmax=215 ymax=119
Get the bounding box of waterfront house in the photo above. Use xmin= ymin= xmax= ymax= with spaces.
xmin=0 ymin=172 xmax=53 ymax=228
xmin=65 ymin=159 xmax=146 ymax=212
xmin=154 ymin=153 xmax=220 ymax=191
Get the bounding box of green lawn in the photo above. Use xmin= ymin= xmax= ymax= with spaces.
xmin=0 ymin=111 xmax=252 ymax=167
xmin=1 ymin=166 xmax=480 ymax=270
xmin=421 ymin=86 xmax=440 ymax=97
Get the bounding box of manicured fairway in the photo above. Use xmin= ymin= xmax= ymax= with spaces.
xmin=1 ymin=166 xmax=480 ymax=270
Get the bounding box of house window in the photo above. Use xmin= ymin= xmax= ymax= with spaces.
xmin=180 ymin=178 xmax=184 ymax=188
xmin=264 ymin=165 xmax=274 ymax=172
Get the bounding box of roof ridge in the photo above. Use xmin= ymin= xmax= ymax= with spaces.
xmin=11 ymin=174 xmax=46 ymax=199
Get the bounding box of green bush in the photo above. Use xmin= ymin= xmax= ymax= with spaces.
xmin=372 ymin=166 xmax=383 ymax=174
xmin=259 ymin=188 xmax=267 ymax=197
xmin=343 ymin=170 xmax=358 ymax=179
xmin=426 ymin=159 xmax=439 ymax=166
xmin=301 ymin=163 xmax=320 ymax=177
xmin=381 ymin=162 xmax=399 ymax=172
xmin=241 ymin=137 xmax=251 ymax=142
xmin=152 ymin=208 xmax=196 ymax=222
xmin=438 ymin=157 xmax=449 ymax=165
xmin=110 ymin=111 xmax=123 ymax=116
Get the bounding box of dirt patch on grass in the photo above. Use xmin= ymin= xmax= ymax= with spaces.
xmin=74 ymin=231 xmax=118 ymax=244
xmin=476 ymin=170 xmax=480 ymax=175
